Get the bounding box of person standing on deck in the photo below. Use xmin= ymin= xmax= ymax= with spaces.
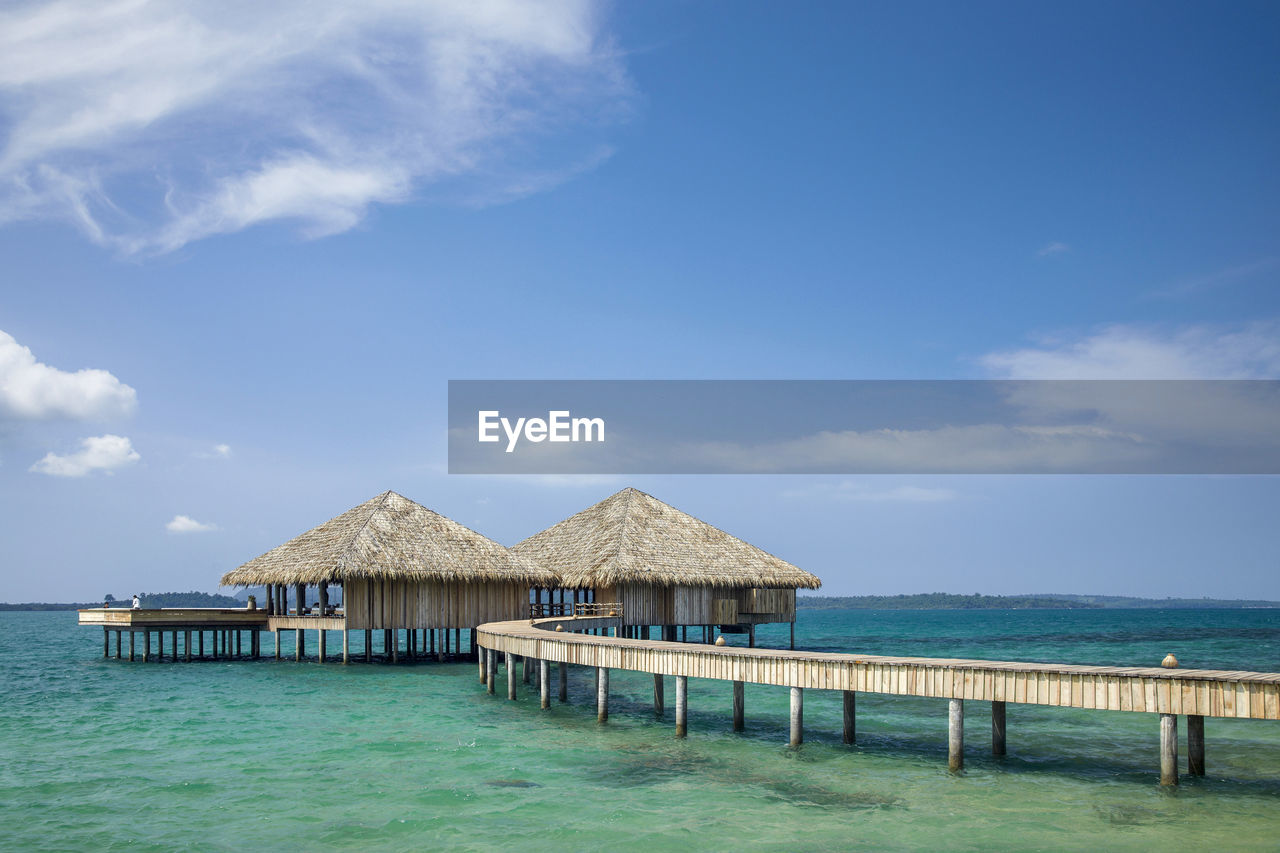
xmin=131 ymin=594 xmax=141 ymax=610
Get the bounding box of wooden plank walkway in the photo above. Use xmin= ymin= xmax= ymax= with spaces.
xmin=476 ymin=616 xmax=1280 ymax=720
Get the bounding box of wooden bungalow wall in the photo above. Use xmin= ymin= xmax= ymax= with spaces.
xmin=600 ymin=584 xmax=797 ymax=626
xmin=345 ymin=579 xmax=527 ymax=630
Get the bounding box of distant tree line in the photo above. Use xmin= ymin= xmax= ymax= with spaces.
xmin=0 ymin=591 xmax=244 ymax=611
xmin=798 ymin=593 xmax=1280 ymax=610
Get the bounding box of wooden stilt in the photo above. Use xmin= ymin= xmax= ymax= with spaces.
xmin=430 ymin=628 xmax=436 ymax=658
xmin=506 ymin=652 xmax=517 ymax=700
xmin=748 ymin=625 xmax=755 ymax=648
xmin=478 ymin=646 xmax=487 ymax=683
xmin=1160 ymin=713 xmax=1179 ymax=786
xmin=295 ymin=628 xmax=303 ymax=661
xmin=392 ymin=629 xmax=399 ymax=664
xmin=235 ymin=630 xmax=241 ymax=658
xmin=559 ymin=661 xmax=568 ymax=703
xmin=273 ymin=630 xmax=279 ymax=660
xmin=992 ymin=700 xmax=1006 ymax=756
xmin=144 ymin=630 xmax=151 ymax=662
xmin=158 ymin=630 xmax=164 ymax=660
xmin=1188 ymin=714 xmax=1205 ymax=776
xmin=948 ymin=699 xmax=964 ymax=773
xmin=790 ymin=621 xmax=795 ymax=650
xmin=596 ymin=667 xmax=609 ymax=723
xmin=115 ymin=630 xmax=122 ymax=659
xmin=103 ymin=628 xmax=109 ymax=658
xmin=789 ymin=687 xmax=803 ymax=746
xmin=185 ymin=630 xmax=192 ymax=662
xmin=675 ymin=675 xmax=688 ymax=737
xmin=365 ymin=629 xmax=372 ymax=663
xmin=523 ymin=655 xmax=532 ymax=684
xmin=318 ymin=628 xmax=326 ymax=662
xmin=843 ymin=691 xmax=856 ymax=744
xmin=129 ymin=630 xmax=135 ymax=661
xmin=212 ymin=630 xmax=218 ymax=660
xmin=342 ymin=630 xmax=350 ymax=665
xmin=653 ymin=673 xmax=665 ymax=716
xmin=540 ymin=659 xmax=550 ymax=709
xmin=487 ymin=649 xmax=496 ymax=695
xmin=732 ymin=680 xmax=745 ymax=732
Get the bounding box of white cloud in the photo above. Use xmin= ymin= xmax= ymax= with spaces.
xmin=1038 ymin=242 xmax=1069 ymax=257
xmin=0 ymin=330 xmax=136 ymax=420
xmin=0 ymin=0 xmax=630 ymax=254
xmin=29 ymin=434 xmax=140 ymax=476
xmin=196 ymin=443 xmax=231 ymax=459
xmin=166 ymin=514 xmax=216 ymax=533
xmin=981 ymin=322 xmax=1280 ymax=379
xmin=783 ymin=481 xmax=958 ymax=503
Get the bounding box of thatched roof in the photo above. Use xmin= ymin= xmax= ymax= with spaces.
xmin=221 ymin=491 xmax=556 ymax=587
xmin=513 ymin=487 xmax=821 ymax=590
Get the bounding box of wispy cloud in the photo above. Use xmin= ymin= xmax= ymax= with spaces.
xmin=1037 ymin=242 xmax=1069 ymax=257
xmin=0 ymin=330 xmax=136 ymax=420
xmin=29 ymin=434 xmax=140 ymax=476
xmin=1148 ymin=257 xmax=1278 ymax=299
xmin=166 ymin=514 xmax=216 ymax=533
xmin=981 ymin=322 xmax=1280 ymax=379
xmin=0 ymin=0 xmax=630 ymax=254
xmin=196 ymin=443 xmax=231 ymax=459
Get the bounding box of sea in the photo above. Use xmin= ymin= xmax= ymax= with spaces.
xmin=2 ymin=608 xmax=1278 ymax=852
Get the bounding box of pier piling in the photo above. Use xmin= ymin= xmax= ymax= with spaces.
xmin=506 ymin=652 xmax=516 ymax=700
xmin=843 ymin=691 xmax=856 ymax=744
xmin=559 ymin=661 xmax=568 ymax=703
xmin=992 ymin=700 xmax=1006 ymax=756
xmin=654 ymin=674 xmax=665 ymax=716
xmin=1160 ymin=713 xmax=1179 ymax=786
xmin=597 ymin=667 xmax=609 ymax=722
xmin=789 ymin=687 xmax=803 ymax=746
xmin=1188 ymin=715 xmax=1205 ymax=776
xmin=487 ymin=649 xmax=496 ymax=694
xmin=541 ymin=660 xmax=551 ymax=709
xmin=675 ymin=675 xmax=688 ymax=737
xmin=948 ymin=699 xmax=964 ymax=773
xmin=733 ymin=680 xmax=745 ymax=732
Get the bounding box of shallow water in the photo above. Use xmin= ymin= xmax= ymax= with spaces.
xmin=2 ymin=609 xmax=1278 ymax=851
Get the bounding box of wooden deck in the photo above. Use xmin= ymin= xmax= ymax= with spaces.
xmin=478 ymin=616 xmax=1280 ymax=719
xmin=78 ymin=608 xmax=269 ymax=629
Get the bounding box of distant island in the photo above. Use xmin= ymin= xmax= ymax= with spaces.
xmin=0 ymin=591 xmax=244 ymax=611
xmin=798 ymin=593 xmax=1280 ymax=610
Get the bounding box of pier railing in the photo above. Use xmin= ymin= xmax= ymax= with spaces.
xmin=529 ymin=602 xmax=623 ymax=619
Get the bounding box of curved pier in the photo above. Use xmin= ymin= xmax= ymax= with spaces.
xmin=477 ymin=616 xmax=1280 ymax=785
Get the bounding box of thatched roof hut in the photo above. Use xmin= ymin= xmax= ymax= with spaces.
xmin=513 ymin=487 xmax=821 ymax=591
xmin=221 ymin=490 xmax=554 ymax=588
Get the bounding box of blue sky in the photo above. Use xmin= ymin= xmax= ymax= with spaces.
xmin=1 ymin=0 xmax=1277 ymax=600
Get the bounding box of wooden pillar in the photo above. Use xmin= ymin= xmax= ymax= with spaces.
xmin=540 ymin=659 xmax=550 ymax=709
xmin=158 ymin=630 xmax=164 ymax=660
xmin=185 ymin=630 xmax=192 ymax=663
xmin=254 ymin=630 xmax=261 ymax=659
xmin=732 ymin=681 xmax=745 ymax=732
xmin=789 ymin=687 xmax=803 ymax=746
xmin=1160 ymin=713 xmax=1178 ymax=786
xmin=843 ymin=691 xmax=856 ymax=744
xmin=487 ymin=649 xmax=496 ymax=695
xmin=212 ymin=630 xmax=218 ymax=660
xmin=992 ymin=701 xmax=1007 ymax=756
xmin=478 ymin=646 xmax=487 ymax=683
xmin=455 ymin=629 xmax=461 ymax=660
xmin=144 ymin=630 xmax=151 ymax=662
xmin=295 ymin=583 xmax=305 ymax=616
xmin=675 ymin=675 xmax=688 ymax=737
xmin=948 ymin=699 xmax=964 ymax=773
xmin=430 ymin=628 xmax=436 ymax=657
xmin=318 ymin=628 xmax=326 ymax=662
xmin=596 ymin=667 xmax=609 ymax=723
xmin=103 ymin=628 xmax=109 ymax=658
xmin=748 ymin=625 xmax=755 ymax=648
xmin=790 ymin=621 xmax=795 ymax=650
xmin=273 ymin=630 xmax=280 ymax=660
xmin=295 ymin=629 xmax=303 ymax=661
xmin=365 ymin=629 xmax=372 ymax=663
xmin=115 ymin=630 xmax=122 ymax=659
xmin=129 ymin=630 xmax=135 ymax=661
xmin=1188 ymin=714 xmax=1205 ymax=776
xmin=559 ymin=661 xmax=568 ymax=703
xmin=523 ymin=655 xmax=532 ymax=684
xmin=653 ymin=674 xmax=665 ymax=716
xmin=392 ymin=629 xmax=399 ymax=664
xmin=235 ymin=630 xmax=241 ymax=658
xmin=342 ymin=630 xmax=350 ymax=665
xmin=506 ymin=652 xmax=517 ymax=700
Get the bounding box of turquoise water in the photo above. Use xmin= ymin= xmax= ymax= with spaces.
xmin=2 ymin=609 xmax=1278 ymax=852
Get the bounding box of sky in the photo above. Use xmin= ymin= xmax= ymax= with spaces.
xmin=1 ymin=0 xmax=1278 ymax=601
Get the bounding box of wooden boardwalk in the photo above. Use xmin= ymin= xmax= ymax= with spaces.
xmin=476 ymin=615 xmax=1280 ymax=785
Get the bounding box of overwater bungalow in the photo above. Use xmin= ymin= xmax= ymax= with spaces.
xmin=220 ymin=490 xmax=557 ymax=662
xmin=514 ymin=487 xmax=821 ymax=646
